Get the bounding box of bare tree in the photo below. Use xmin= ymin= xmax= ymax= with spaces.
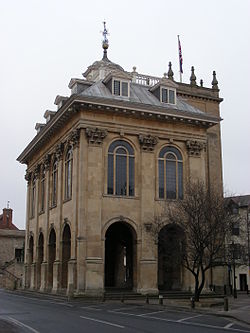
xmin=148 ymin=181 xmax=233 ymax=301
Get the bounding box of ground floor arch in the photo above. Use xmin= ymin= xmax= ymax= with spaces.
xmin=37 ymin=233 xmax=44 ymax=289
xmin=61 ymin=224 xmax=71 ymax=289
xmin=105 ymin=221 xmax=137 ymax=290
xmin=158 ymin=224 xmax=185 ymax=291
xmin=48 ymin=228 xmax=56 ymax=289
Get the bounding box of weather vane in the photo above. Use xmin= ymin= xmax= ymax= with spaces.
xmin=102 ymin=21 xmax=109 ymax=60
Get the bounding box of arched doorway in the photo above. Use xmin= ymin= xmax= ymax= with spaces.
xmin=48 ymin=229 xmax=56 ymax=289
xmin=105 ymin=222 xmax=136 ymax=290
xmin=158 ymin=224 xmax=185 ymax=291
xmin=61 ymin=224 xmax=71 ymax=289
xmin=37 ymin=233 xmax=44 ymax=289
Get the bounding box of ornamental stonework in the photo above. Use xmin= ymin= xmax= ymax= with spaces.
xmin=138 ymin=134 xmax=158 ymax=151
xmin=85 ymin=127 xmax=107 ymax=145
xmin=186 ymin=140 xmax=206 ymax=156
xmin=68 ymin=128 xmax=80 ymax=147
xmin=43 ymin=154 xmax=51 ymax=171
xmin=55 ymin=142 xmax=64 ymax=159
xmin=24 ymin=170 xmax=32 ymax=183
xmin=33 ymin=164 xmax=40 ymax=180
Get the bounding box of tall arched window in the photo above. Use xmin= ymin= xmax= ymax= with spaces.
xmin=51 ymin=159 xmax=58 ymax=206
xmin=108 ymin=140 xmax=135 ymax=196
xmin=65 ymin=146 xmax=73 ymax=200
xmin=30 ymin=177 xmax=36 ymax=217
xmin=40 ymin=166 xmax=45 ymax=212
xmin=158 ymin=146 xmax=183 ymax=200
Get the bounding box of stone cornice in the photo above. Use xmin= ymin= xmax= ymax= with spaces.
xmin=17 ymin=94 xmax=220 ymax=164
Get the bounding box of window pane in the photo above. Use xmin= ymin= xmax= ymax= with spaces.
xmin=114 ymin=80 xmax=120 ymax=95
xmin=169 ymin=90 xmax=175 ymax=104
xmin=159 ymin=146 xmax=182 ymax=160
xmin=108 ymin=154 xmax=114 ymax=194
xmin=116 ymin=155 xmax=127 ymax=195
xmin=116 ymin=147 xmax=127 ymax=155
xmin=162 ymin=88 xmax=168 ymax=103
xmin=129 ymin=157 xmax=134 ymax=196
xmin=122 ymin=82 xmax=128 ymax=97
xmin=109 ymin=140 xmax=134 ymax=155
xmin=166 ymin=152 xmax=176 ymax=160
xmin=166 ymin=160 xmax=176 ymax=199
xmin=159 ymin=160 xmax=164 ymax=198
xmin=178 ymin=162 xmax=183 ymax=199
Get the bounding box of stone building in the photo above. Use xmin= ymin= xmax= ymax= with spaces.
xmin=225 ymin=195 xmax=250 ymax=291
xmin=0 ymin=207 xmax=25 ymax=289
xmin=17 ymin=25 xmax=225 ymax=295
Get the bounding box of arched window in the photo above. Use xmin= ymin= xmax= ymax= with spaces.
xmin=108 ymin=140 xmax=135 ymax=196
xmin=65 ymin=146 xmax=73 ymax=200
xmin=40 ymin=166 xmax=46 ymax=212
xmin=30 ymin=177 xmax=36 ymax=217
xmin=51 ymin=159 xmax=58 ymax=206
xmin=158 ymin=146 xmax=183 ymax=200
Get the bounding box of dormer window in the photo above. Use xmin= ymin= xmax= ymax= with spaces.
xmin=113 ymin=79 xmax=129 ymax=97
xmin=161 ymin=87 xmax=176 ymax=104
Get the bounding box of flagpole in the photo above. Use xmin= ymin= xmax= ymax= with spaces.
xmin=178 ymin=35 xmax=183 ymax=83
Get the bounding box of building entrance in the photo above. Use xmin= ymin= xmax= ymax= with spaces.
xmin=105 ymin=222 xmax=136 ymax=290
xmin=158 ymin=224 xmax=184 ymax=290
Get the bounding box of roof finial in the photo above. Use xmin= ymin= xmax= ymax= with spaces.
xmin=211 ymin=70 xmax=219 ymax=90
xmin=167 ymin=61 xmax=174 ymax=80
xmin=102 ymin=21 xmax=109 ymax=60
xmin=190 ymin=66 xmax=197 ymax=86
xmin=7 ymin=200 xmax=10 ymax=209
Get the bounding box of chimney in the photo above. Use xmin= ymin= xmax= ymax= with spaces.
xmin=2 ymin=208 xmax=13 ymax=228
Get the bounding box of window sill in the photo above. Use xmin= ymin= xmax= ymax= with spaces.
xmin=63 ymin=197 xmax=72 ymax=204
xmin=103 ymin=194 xmax=139 ymax=200
xmin=50 ymin=204 xmax=57 ymax=210
xmin=39 ymin=210 xmax=45 ymax=216
xmin=155 ymin=197 xmax=183 ymax=202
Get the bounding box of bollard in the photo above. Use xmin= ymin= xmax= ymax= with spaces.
xmin=102 ymin=293 xmax=106 ymax=302
xmin=190 ymin=297 xmax=195 ymax=309
xmin=224 ymin=297 xmax=229 ymax=311
xmin=246 ymin=284 xmax=249 ymax=295
xmin=145 ymin=295 xmax=149 ymax=304
xmin=159 ymin=295 xmax=163 ymax=305
xmin=224 ymin=284 xmax=227 ymax=295
xmin=121 ymin=294 xmax=124 ymax=303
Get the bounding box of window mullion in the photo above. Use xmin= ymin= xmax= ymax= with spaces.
xmin=113 ymin=154 xmax=116 ymax=195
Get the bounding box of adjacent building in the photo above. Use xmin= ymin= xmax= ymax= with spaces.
xmin=17 ymin=25 xmax=225 ymax=295
xmin=225 ymin=195 xmax=250 ymax=291
xmin=0 ymin=207 xmax=25 ymax=289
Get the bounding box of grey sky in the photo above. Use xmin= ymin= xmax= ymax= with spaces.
xmin=1 ymin=0 xmax=249 ymax=229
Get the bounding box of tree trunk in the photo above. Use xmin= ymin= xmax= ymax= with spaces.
xmin=194 ymin=274 xmax=200 ymax=301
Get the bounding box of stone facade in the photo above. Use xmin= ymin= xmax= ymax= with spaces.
xmin=17 ymin=34 xmax=226 ymax=295
xmin=0 ymin=228 xmax=25 ymax=289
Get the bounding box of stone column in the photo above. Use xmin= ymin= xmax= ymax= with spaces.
xmin=84 ymin=127 xmax=107 ymax=295
xmin=40 ymin=262 xmax=48 ymax=292
xmin=67 ymin=129 xmax=80 ymax=292
xmin=52 ymin=260 xmax=61 ymax=293
xmin=186 ymin=140 xmax=207 ymax=182
xmin=24 ymin=171 xmax=32 ymax=289
xmin=138 ymin=134 xmax=158 ymax=294
xmin=30 ymin=263 xmax=36 ymax=290
xmin=43 ymin=154 xmax=51 ymax=290
xmin=67 ymin=259 xmax=76 ymax=295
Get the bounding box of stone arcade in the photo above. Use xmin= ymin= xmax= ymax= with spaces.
xmin=17 ymin=24 xmax=226 ymax=295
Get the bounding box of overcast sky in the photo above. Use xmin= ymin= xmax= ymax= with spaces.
xmin=0 ymin=0 xmax=249 ymax=229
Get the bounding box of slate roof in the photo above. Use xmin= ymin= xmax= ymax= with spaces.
xmin=80 ymin=80 xmax=205 ymax=116
xmin=225 ymin=195 xmax=250 ymax=208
